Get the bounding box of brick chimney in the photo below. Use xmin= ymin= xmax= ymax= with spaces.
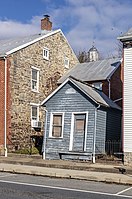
xmin=41 ymin=15 xmax=52 ymax=31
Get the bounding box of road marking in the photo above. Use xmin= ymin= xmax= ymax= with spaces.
xmin=116 ymin=187 xmax=132 ymax=195
xmin=0 ymin=179 xmax=131 ymax=198
xmin=0 ymin=174 xmax=17 ymax=178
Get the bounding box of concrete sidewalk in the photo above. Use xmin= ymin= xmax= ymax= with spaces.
xmin=0 ymin=154 xmax=132 ymax=185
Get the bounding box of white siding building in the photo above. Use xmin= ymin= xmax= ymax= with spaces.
xmin=118 ymin=28 xmax=132 ymax=165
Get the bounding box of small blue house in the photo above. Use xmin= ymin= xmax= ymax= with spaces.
xmin=41 ymin=77 xmax=122 ymax=162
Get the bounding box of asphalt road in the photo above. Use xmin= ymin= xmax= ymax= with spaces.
xmin=0 ymin=172 xmax=131 ymax=199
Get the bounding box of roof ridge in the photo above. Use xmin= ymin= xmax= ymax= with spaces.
xmin=69 ymin=75 xmax=102 ymax=92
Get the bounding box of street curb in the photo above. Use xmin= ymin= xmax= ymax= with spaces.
xmin=0 ymin=163 xmax=132 ymax=185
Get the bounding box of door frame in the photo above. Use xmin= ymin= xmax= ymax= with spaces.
xmin=69 ymin=111 xmax=88 ymax=151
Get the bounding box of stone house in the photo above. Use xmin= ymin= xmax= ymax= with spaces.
xmin=118 ymin=28 xmax=132 ymax=165
xmin=41 ymin=77 xmax=122 ymax=162
xmin=58 ymin=58 xmax=123 ymax=107
xmin=0 ymin=16 xmax=78 ymax=155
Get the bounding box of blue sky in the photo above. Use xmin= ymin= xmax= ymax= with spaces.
xmin=0 ymin=0 xmax=132 ymax=58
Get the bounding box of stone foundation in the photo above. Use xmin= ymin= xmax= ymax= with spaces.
xmin=0 ymin=145 xmax=5 ymax=156
xmin=124 ymin=152 xmax=132 ymax=165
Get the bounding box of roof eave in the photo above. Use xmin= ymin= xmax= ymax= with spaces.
xmin=0 ymin=54 xmax=6 ymax=58
xmin=5 ymin=29 xmax=61 ymax=56
xmin=106 ymin=59 xmax=122 ymax=79
xmin=117 ymin=35 xmax=132 ymax=41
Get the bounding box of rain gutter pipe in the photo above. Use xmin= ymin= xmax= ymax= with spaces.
xmin=42 ymin=108 xmax=48 ymax=160
xmin=4 ymin=56 xmax=7 ymax=157
xmin=92 ymin=104 xmax=100 ymax=163
xmin=107 ymin=78 xmax=111 ymax=98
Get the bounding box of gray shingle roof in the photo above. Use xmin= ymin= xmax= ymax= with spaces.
xmin=58 ymin=58 xmax=121 ymax=84
xmin=0 ymin=30 xmax=58 ymax=57
xmin=70 ymin=78 xmax=121 ymax=110
xmin=42 ymin=77 xmax=121 ymax=110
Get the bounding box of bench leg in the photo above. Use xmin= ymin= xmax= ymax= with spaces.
xmin=59 ymin=154 xmax=62 ymax=159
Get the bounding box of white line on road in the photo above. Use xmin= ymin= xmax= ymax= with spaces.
xmin=0 ymin=174 xmax=17 ymax=178
xmin=0 ymin=179 xmax=131 ymax=198
xmin=116 ymin=187 xmax=132 ymax=195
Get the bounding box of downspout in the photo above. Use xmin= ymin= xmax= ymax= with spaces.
xmin=107 ymin=78 xmax=111 ymax=98
xmin=42 ymin=108 xmax=48 ymax=160
xmin=4 ymin=56 xmax=7 ymax=157
xmin=92 ymin=104 xmax=100 ymax=164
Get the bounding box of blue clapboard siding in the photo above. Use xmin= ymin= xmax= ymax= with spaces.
xmin=96 ymin=109 xmax=107 ymax=154
xmin=44 ymin=82 xmax=95 ymax=159
xmin=96 ymin=108 xmax=122 ymax=155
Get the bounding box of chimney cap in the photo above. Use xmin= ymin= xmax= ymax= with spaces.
xmin=43 ymin=14 xmax=50 ymax=18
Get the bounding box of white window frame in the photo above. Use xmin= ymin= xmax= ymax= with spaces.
xmin=92 ymin=82 xmax=102 ymax=90
xmin=43 ymin=47 xmax=49 ymax=60
xmin=49 ymin=112 xmax=64 ymax=138
xmin=64 ymin=57 xmax=69 ymax=68
xmin=30 ymin=103 xmax=39 ymax=122
xmin=31 ymin=66 xmax=40 ymax=92
xmin=69 ymin=111 xmax=88 ymax=151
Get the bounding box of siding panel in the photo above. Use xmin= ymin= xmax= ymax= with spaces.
xmin=124 ymin=48 xmax=132 ymax=152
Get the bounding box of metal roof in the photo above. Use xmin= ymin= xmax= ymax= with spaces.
xmin=42 ymin=77 xmax=121 ymax=110
xmin=58 ymin=58 xmax=121 ymax=83
xmin=0 ymin=29 xmax=60 ymax=57
xmin=117 ymin=28 xmax=132 ymax=41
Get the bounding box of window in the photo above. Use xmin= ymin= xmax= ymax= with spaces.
xmin=64 ymin=57 xmax=69 ymax=68
xmin=92 ymin=82 xmax=102 ymax=90
xmin=50 ymin=113 xmax=64 ymax=138
xmin=43 ymin=47 xmax=49 ymax=60
xmin=31 ymin=67 xmax=39 ymax=92
xmin=31 ymin=105 xmax=39 ymax=121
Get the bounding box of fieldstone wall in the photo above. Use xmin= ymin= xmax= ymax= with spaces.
xmin=8 ymin=31 xmax=79 ymax=151
xmin=124 ymin=152 xmax=132 ymax=165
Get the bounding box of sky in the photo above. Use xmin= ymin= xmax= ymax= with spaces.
xmin=0 ymin=0 xmax=132 ymax=58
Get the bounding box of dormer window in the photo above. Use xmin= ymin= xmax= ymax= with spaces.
xmin=64 ymin=57 xmax=69 ymax=68
xmin=43 ymin=47 xmax=49 ymax=60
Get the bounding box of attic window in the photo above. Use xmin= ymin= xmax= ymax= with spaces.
xmin=43 ymin=47 xmax=49 ymax=60
xmin=64 ymin=57 xmax=69 ymax=68
xmin=92 ymin=82 xmax=102 ymax=90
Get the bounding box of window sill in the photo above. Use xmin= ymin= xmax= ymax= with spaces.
xmin=48 ymin=137 xmax=63 ymax=139
xmin=43 ymin=57 xmax=49 ymax=61
xmin=64 ymin=66 xmax=69 ymax=69
xmin=31 ymin=89 xmax=39 ymax=93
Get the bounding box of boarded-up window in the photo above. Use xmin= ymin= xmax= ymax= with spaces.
xmin=75 ymin=116 xmax=85 ymax=133
xmin=52 ymin=114 xmax=62 ymax=137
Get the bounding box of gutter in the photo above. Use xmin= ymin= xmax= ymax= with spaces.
xmin=42 ymin=108 xmax=48 ymax=160
xmin=107 ymin=78 xmax=111 ymax=98
xmin=92 ymin=104 xmax=100 ymax=163
xmin=113 ymin=98 xmax=123 ymax=103
xmin=4 ymin=56 xmax=7 ymax=157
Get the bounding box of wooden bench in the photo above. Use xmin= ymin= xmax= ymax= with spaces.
xmin=59 ymin=151 xmax=91 ymax=159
